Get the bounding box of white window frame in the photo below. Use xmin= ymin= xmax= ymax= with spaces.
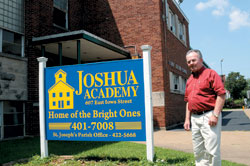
xmin=165 ymin=0 xmax=169 ymax=24
xmin=179 ymin=75 xmax=182 ymax=93
xmin=180 ymin=77 xmax=187 ymax=94
xmin=179 ymin=21 xmax=183 ymax=40
xmin=183 ymin=24 xmax=186 ymax=44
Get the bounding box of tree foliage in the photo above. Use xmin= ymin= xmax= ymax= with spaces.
xmin=246 ymin=78 xmax=250 ymax=90
xmin=225 ymin=72 xmax=247 ymax=99
xmin=241 ymin=78 xmax=250 ymax=98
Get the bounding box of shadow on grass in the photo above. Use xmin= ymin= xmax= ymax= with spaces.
xmin=77 ymin=156 xmax=140 ymax=162
xmin=48 ymin=140 xmax=116 ymax=155
xmin=165 ymin=157 xmax=188 ymax=164
xmin=0 ymin=136 xmax=117 ymax=164
xmin=76 ymin=156 xmax=189 ymax=165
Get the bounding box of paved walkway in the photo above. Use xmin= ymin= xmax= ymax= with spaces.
xmin=153 ymin=109 xmax=250 ymax=166
xmin=222 ymin=109 xmax=250 ymax=131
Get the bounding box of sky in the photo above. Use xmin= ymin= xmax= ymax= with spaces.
xmin=179 ymin=0 xmax=250 ymax=79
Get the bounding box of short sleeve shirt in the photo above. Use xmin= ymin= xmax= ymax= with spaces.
xmin=184 ymin=66 xmax=226 ymax=112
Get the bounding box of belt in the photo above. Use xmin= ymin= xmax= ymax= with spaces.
xmin=192 ymin=110 xmax=212 ymax=115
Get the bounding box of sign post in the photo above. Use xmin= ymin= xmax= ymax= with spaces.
xmin=141 ymin=45 xmax=154 ymax=162
xmin=38 ymin=46 xmax=154 ymax=160
xmin=38 ymin=57 xmax=49 ymax=158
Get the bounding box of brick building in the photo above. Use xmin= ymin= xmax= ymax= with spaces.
xmin=0 ymin=0 xmax=190 ymax=139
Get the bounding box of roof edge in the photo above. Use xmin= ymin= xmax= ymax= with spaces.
xmin=32 ymin=30 xmax=130 ymax=58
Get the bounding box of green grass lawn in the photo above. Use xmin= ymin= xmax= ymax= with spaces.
xmin=0 ymin=137 xmax=246 ymax=166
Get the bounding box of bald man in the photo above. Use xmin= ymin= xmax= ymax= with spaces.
xmin=184 ymin=49 xmax=226 ymax=166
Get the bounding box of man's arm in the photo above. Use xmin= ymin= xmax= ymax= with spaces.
xmin=209 ymin=94 xmax=226 ymax=126
xmin=184 ymin=102 xmax=191 ymax=131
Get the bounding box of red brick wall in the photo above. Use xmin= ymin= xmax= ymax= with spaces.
xmin=162 ymin=0 xmax=190 ymax=127
xmin=153 ymin=107 xmax=166 ymax=128
xmin=24 ymin=0 xmax=191 ymax=134
xmin=107 ymin=0 xmax=167 ymax=127
xmin=82 ymin=0 xmax=124 ymax=46
xmin=107 ymin=0 xmax=165 ymax=91
xmin=24 ymin=0 xmax=84 ymax=135
xmin=82 ymin=0 xmax=167 ymax=128
xmin=103 ymin=0 xmax=191 ymax=128
xmin=83 ymin=0 xmax=165 ymax=91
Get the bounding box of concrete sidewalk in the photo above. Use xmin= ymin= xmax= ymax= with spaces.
xmin=154 ymin=130 xmax=250 ymax=165
xmin=242 ymin=108 xmax=250 ymax=118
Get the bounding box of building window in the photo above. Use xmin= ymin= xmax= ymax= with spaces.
xmin=0 ymin=101 xmax=25 ymax=139
xmin=166 ymin=6 xmax=187 ymax=45
xmin=181 ymin=77 xmax=187 ymax=94
xmin=53 ymin=0 xmax=68 ymax=29
xmin=67 ymin=101 xmax=70 ymax=106
xmin=67 ymin=92 xmax=70 ymax=97
xmin=170 ymin=72 xmax=186 ymax=94
xmin=0 ymin=0 xmax=25 ymax=57
xmin=169 ymin=9 xmax=176 ymax=34
xmin=59 ymin=92 xmax=63 ymax=97
xmin=53 ymin=93 xmax=56 ymax=97
xmin=1 ymin=29 xmax=23 ymax=56
xmin=170 ymin=72 xmax=178 ymax=92
xmin=0 ymin=0 xmax=24 ymax=34
xmin=53 ymin=101 xmax=56 ymax=106
xmin=174 ymin=75 xmax=179 ymax=90
xmin=178 ymin=21 xmax=186 ymax=44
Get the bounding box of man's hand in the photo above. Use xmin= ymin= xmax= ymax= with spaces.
xmin=209 ymin=94 xmax=225 ymax=126
xmin=184 ymin=103 xmax=191 ymax=131
xmin=184 ymin=120 xmax=191 ymax=131
xmin=208 ymin=115 xmax=218 ymax=126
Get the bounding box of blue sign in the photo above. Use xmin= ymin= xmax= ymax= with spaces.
xmin=45 ymin=59 xmax=145 ymax=141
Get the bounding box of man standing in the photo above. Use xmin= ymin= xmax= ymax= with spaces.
xmin=184 ymin=49 xmax=226 ymax=166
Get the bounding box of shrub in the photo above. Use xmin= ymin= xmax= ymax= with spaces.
xmin=234 ymin=99 xmax=244 ymax=107
xmin=224 ymin=98 xmax=243 ymax=108
xmin=224 ymin=98 xmax=233 ymax=108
